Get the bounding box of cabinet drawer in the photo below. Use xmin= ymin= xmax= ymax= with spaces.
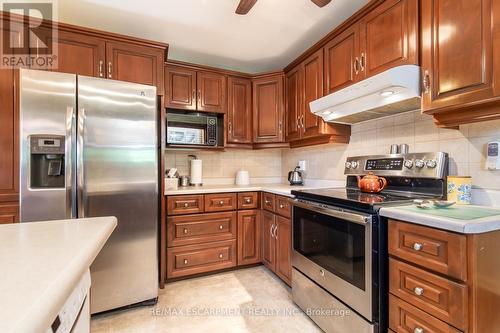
xmin=167 ymin=212 xmax=237 ymax=247
xmin=237 ymin=192 xmax=259 ymax=209
xmin=204 ymin=193 xmax=237 ymax=212
xmin=167 ymin=240 xmax=237 ymax=278
xmin=167 ymin=195 xmax=204 ymax=215
xmin=389 ymin=294 xmax=462 ymax=333
xmin=388 ymin=220 xmax=467 ymax=281
xmin=262 ymin=192 xmax=276 ymax=212
xmin=275 ymin=195 xmax=291 ymax=218
xmin=389 ymin=258 xmax=468 ymax=330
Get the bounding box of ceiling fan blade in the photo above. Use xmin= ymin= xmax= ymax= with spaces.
xmin=235 ymin=0 xmax=258 ymax=15
xmin=311 ymin=0 xmax=332 ymax=7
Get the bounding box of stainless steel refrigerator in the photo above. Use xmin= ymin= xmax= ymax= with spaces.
xmin=19 ymin=68 xmax=159 ymax=314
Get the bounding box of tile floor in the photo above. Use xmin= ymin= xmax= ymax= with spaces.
xmin=91 ymin=266 xmax=322 ymax=333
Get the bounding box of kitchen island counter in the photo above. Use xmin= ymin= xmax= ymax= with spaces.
xmin=0 ymin=217 xmax=117 ymax=333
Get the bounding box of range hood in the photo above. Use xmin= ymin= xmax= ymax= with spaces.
xmin=310 ymin=65 xmax=421 ymax=124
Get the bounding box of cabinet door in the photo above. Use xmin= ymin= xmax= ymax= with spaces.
xmin=197 ymin=71 xmax=227 ymax=113
xmin=252 ymin=75 xmax=284 ymax=143
xmin=106 ymin=41 xmax=163 ymax=92
xmin=237 ymin=210 xmax=261 ymax=265
xmin=275 ymin=216 xmax=292 ymax=285
xmin=0 ymin=68 xmax=19 ymax=204
xmin=164 ymin=65 xmax=197 ymax=110
xmin=0 ymin=202 xmax=19 ymax=224
xmin=36 ymin=28 xmax=106 ymax=76
xmin=302 ymin=49 xmax=325 ymax=138
xmin=359 ymin=0 xmax=418 ymax=78
xmin=261 ymin=210 xmax=276 ymax=271
xmin=285 ymin=65 xmax=303 ymax=141
xmin=421 ymin=0 xmax=494 ymax=111
xmin=324 ymin=24 xmax=360 ymax=94
xmin=227 ymin=76 xmax=252 ymax=143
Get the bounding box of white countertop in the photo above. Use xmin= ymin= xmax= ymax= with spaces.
xmin=0 ymin=217 xmax=117 ymax=333
xmin=165 ymin=183 xmax=328 ymax=197
xmin=380 ymin=205 xmax=500 ymax=234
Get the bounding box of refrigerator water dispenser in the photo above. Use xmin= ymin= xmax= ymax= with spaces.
xmin=29 ymin=135 xmax=65 ymax=189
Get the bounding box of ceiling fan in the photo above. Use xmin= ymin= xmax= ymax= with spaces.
xmin=236 ymin=0 xmax=332 ymax=15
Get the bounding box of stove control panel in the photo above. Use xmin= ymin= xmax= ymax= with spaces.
xmin=344 ymin=152 xmax=448 ymax=179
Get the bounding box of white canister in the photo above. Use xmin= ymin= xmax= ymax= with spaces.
xmin=190 ymin=159 xmax=203 ymax=186
xmin=235 ymin=170 xmax=250 ymax=186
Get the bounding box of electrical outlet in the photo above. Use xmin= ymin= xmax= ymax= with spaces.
xmin=298 ymin=160 xmax=307 ymax=171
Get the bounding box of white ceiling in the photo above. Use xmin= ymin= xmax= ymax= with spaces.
xmin=58 ymin=0 xmax=369 ymax=73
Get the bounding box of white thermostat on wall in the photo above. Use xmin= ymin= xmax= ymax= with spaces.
xmin=487 ymin=141 xmax=500 ymax=170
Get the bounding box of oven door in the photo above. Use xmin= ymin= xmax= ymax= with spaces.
xmin=292 ymin=199 xmax=374 ymax=321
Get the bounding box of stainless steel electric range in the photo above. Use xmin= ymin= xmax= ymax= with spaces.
xmin=290 ymin=152 xmax=449 ymax=333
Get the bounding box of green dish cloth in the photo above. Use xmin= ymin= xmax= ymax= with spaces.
xmin=398 ymin=205 xmax=500 ymax=220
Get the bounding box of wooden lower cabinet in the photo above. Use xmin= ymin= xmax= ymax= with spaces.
xmin=275 ymin=216 xmax=291 ymax=285
xmin=237 ymin=210 xmax=261 ymax=265
xmin=389 ymin=219 xmax=500 ymax=333
xmin=261 ymin=210 xmax=276 ymax=270
xmin=0 ymin=202 xmax=19 ymax=224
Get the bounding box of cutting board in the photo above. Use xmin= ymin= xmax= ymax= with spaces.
xmin=399 ymin=205 xmax=500 ymax=220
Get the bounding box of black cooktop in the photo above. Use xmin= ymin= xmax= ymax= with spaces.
xmin=291 ymin=188 xmax=430 ymax=213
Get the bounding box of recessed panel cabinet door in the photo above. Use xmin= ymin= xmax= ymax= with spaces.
xmin=421 ymin=0 xmax=494 ymax=111
xmin=324 ymin=24 xmax=360 ymax=94
xmin=227 ymin=76 xmax=252 ymax=143
xmin=359 ymin=0 xmax=418 ymax=78
xmin=253 ymin=75 xmax=284 ymax=143
xmin=302 ymin=49 xmax=325 ymax=138
xmin=237 ymin=210 xmax=261 ymax=265
xmin=164 ymin=65 xmax=197 ymax=110
xmin=275 ymin=216 xmax=291 ymax=285
xmin=106 ymin=41 xmax=163 ymax=92
xmin=36 ymin=28 xmax=106 ymax=77
xmin=285 ymin=66 xmax=302 ymax=141
xmin=261 ymin=210 xmax=276 ymax=271
xmin=197 ymin=71 xmax=227 ymax=113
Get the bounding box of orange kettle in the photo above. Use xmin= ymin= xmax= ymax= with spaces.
xmin=357 ymin=172 xmax=387 ymax=193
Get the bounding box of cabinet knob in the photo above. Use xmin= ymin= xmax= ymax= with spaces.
xmin=183 ymin=228 xmax=188 ymax=234
xmin=413 ymin=243 xmax=423 ymax=251
xmin=319 ymin=269 xmax=325 ymax=277
xmin=219 ymin=225 xmax=223 ymax=230
xmin=183 ymin=203 xmax=189 ymax=208
xmin=219 ymin=253 xmax=223 ymax=259
xmin=219 ymin=200 xmax=224 ymax=206
xmin=279 ymin=204 xmax=285 ymax=209
xmin=265 ymin=200 xmax=270 ymax=205
xmin=245 ymin=198 xmax=251 ymax=204
xmin=414 ymin=328 xmax=424 ymax=333
xmin=183 ymin=259 xmax=188 ymax=265
xmin=414 ymin=287 xmax=424 ymax=296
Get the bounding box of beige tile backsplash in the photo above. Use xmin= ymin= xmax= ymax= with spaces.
xmin=165 ymin=110 xmax=500 ymax=190
xmin=282 ymin=110 xmax=500 ymax=190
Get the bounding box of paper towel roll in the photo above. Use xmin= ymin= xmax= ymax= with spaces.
xmin=190 ymin=159 xmax=203 ymax=186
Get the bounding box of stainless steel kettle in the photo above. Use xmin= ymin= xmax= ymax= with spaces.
xmin=288 ymin=166 xmax=304 ymax=186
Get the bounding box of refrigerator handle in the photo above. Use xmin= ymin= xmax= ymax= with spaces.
xmin=77 ymin=108 xmax=86 ymax=218
xmin=66 ymin=106 xmax=77 ymax=219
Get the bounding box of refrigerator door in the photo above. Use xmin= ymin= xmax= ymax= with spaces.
xmin=19 ymin=69 xmax=77 ymax=222
xmin=77 ymin=76 xmax=158 ymax=313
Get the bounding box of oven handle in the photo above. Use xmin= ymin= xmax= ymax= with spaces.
xmin=292 ymin=199 xmax=372 ymax=225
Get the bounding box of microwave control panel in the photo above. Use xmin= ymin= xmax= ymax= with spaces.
xmin=207 ymin=117 xmax=217 ymax=145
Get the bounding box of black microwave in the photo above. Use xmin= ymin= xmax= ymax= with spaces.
xmin=166 ymin=110 xmax=222 ymax=147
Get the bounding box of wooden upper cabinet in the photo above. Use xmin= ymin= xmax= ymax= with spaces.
xmin=421 ymin=0 xmax=495 ymax=112
xmin=227 ymin=76 xmax=252 ymax=144
xmin=359 ymin=0 xmax=418 ymax=78
xmin=165 ymin=65 xmax=197 ymax=110
xmin=197 ymin=71 xmax=227 ymax=113
xmin=37 ymin=28 xmax=106 ymax=77
xmin=285 ymin=66 xmax=302 ymax=142
xmin=106 ymin=41 xmax=164 ymax=93
xmin=324 ymin=24 xmax=360 ymax=94
xmin=302 ymin=49 xmax=325 ymax=138
xmin=252 ymin=74 xmax=284 ymax=143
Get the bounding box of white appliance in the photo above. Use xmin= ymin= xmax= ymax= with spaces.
xmin=309 ymin=65 xmax=421 ymax=124
xmin=487 ymin=141 xmax=500 ymax=170
xmin=46 ymin=270 xmax=90 ymax=333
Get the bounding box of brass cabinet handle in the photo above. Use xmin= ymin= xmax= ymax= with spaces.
xmin=219 ymin=253 xmax=223 ymax=259
xmin=245 ymin=198 xmax=251 ymax=204
xmin=192 ymin=90 xmax=196 ymax=101
xmin=423 ymin=70 xmax=431 ymax=94
xmin=353 ymin=57 xmax=360 ymax=75
xmin=279 ymin=121 xmax=282 ymax=133
xmin=98 ymin=60 xmax=104 ymax=77
xmin=360 ymin=52 xmax=366 ymax=72
xmin=301 ymin=115 xmax=305 ymax=129
xmin=297 ymin=117 xmax=300 ymax=130
xmin=183 ymin=259 xmax=188 ymax=265
xmin=219 ymin=225 xmax=223 ymax=230
xmin=108 ymin=62 xmax=112 ymax=79
xmin=183 ymin=228 xmax=188 ymax=234
xmin=414 ymin=287 xmax=424 ymax=296
xmin=274 ymin=225 xmax=278 ymax=239
xmin=413 ymin=242 xmax=423 ymax=251
xmin=228 ymin=122 xmax=232 ymax=134
xmin=198 ymin=90 xmax=201 ymax=103
xmin=270 ymin=224 xmax=275 ymax=238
